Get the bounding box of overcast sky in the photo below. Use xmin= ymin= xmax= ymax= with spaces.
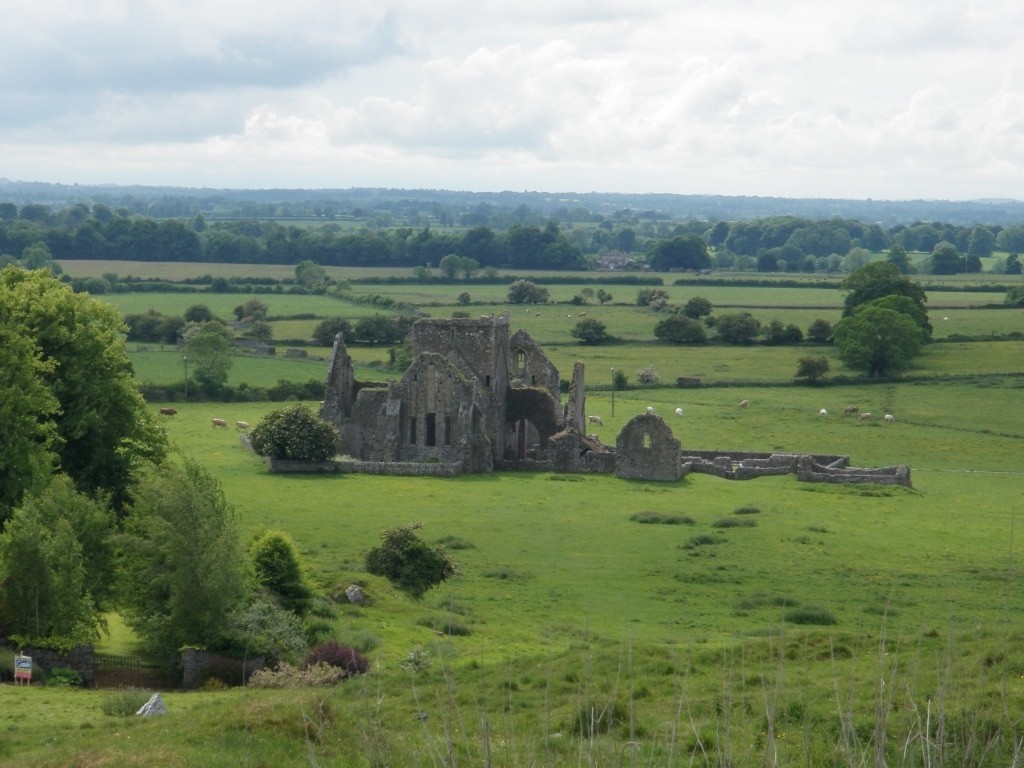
xmin=4 ymin=0 xmax=1024 ymax=200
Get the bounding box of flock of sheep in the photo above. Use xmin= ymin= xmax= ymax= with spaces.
xmin=587 ymin=401 xmax=896 ymax=427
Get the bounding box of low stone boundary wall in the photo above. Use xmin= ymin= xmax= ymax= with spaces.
xmin=267 ymin=458 xmax=464 ymax=477
xmin=4 ymin=644 xmax=95 ymax=687
xmin=182 ymin=648 xmax=265 ymax=689
xmin=797 ymin=455 xmax=912 ymax=487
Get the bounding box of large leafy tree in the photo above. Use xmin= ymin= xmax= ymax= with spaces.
xmin=713 ymin=312 xmax=762 ymax=345
xmin=841 ymin=261 xmax=928 ymax=325
xmin=117 ymin=458 xmax=247 ymax=656
xmin=648 ymin=235 xmax=711 ymax=271
xmin=0 ymin=267 xmax=166 ymax=514
xmin=654 ymin=313 xmax=707 ymax=344
xmin=832 ymin=305 xmax=926 ymax=377
xmin=0 ymin=475 xmax=113 ymax=643
xmin=0 ymin=319 xmax=57 ymax=520
xmin=506 ymin=280 xmax=549 ymax=304
xmin=185 ymin=322 xmax=235 ymax=392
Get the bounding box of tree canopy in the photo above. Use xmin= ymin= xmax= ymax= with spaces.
xmin=117 ymin=458 xmax=247 ymax=656
xmin=0 ymin=267 xmax=166 ymax=516
xmin=832 ymin=305 xmax=926 ymax=377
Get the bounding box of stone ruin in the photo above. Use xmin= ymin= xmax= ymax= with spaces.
xmin=313 ymin=314 xmax=910 ymax=487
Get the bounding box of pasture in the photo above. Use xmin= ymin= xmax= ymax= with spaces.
xmin=4 ymin=262 xmax=1024 ymax=766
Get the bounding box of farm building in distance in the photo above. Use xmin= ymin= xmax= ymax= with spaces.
xmin=315 ymin=314 xmax=910 ymax=487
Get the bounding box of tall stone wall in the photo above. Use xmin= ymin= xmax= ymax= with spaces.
xmin=615 ymin=414 xmax=682 ymax=482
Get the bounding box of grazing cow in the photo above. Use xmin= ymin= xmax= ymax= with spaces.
xmin=675 ymin=407 xmax=684 ymax=417
xmin=587 ymin=415 xmax=604 ymax=426
xmin=858 ymin=413 xmax=872 ymax=422
xmin=738 ymin=400 xmax=749 ymax=409
xmin=159 ymin=407 xmax=178 ymax=417
xmin=211 ymin=418 xmax=228 ymax=428
xmin=844 ymin=405 xmax=859 ymax=415
xmin=646 ymin=406 xmax=655 ymax=415
xmin=819 ymin=408 xmax=828 ymax=416
xmin=884 ymin=414 xmax=896 ymax=424
xmin=235 ymin=421 xmax=250 ymax=431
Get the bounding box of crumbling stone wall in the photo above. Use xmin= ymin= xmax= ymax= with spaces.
xmin=615 ymin=413 xmax=682 ymax=481
xmin=509 ymin=328 xmax=560 ymax=400
xmin=797 ymin=455 xmax=912 ymax=487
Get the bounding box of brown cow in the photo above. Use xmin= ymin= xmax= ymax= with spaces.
xmin=844 ymin=405 xmax=859 ymax=415
xmin=159 ymin=407 xmax=178 ymax=417
xmin=235 ymin=421 xmax=250 ymax=431
xmin=738 ymin=399 xmax=749 ymax=409
xmin=211 ymin=418 xmax=228 ymax=428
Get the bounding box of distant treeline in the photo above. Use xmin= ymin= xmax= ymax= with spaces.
xmin=2 ymin=200 xmax=1023 ymax=275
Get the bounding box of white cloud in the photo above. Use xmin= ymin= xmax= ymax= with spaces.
xmin=3 ymin=0 xmax=1024 ymax=199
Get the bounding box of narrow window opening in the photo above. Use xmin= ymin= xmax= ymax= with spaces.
xmin=643 ymin=431 xmax=652 ymax=449
xmin=444 ymin=416 xmax=452 ymax=446
xmin=426 ymin=413 xmax=437 ymax=447
xmin=485 ymin=375 xmax=491 ymax=388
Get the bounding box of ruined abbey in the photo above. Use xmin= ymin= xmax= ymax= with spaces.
xmin=315 ymin=314 xmax=910 ymax=487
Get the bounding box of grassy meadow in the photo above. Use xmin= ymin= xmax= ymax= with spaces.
xmin=3 ymin=262 xmax=1024 ymax=766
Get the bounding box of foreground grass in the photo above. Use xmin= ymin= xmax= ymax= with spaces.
xmin=4 ymin=624 xmax=1024 ymax=767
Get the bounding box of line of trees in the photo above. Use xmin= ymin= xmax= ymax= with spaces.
xmin=3 ymin=202 xmax=1022 ymax=276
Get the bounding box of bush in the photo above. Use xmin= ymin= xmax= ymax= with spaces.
xmin=415 ymin=615 xmax=471 ymax=636
xmin=733 ymin=505 xmax=761 ymax=515
xmin=681 ymin=534 xmax=725 ymax=549
xmin=630 ymin=511 xmax=695 ymax=525
xmin=784 ymin=606 xmax=837 ymax=625
xmin=101 ymin=689 xmax=154 ymax=716
xmin=249 ymin=405 xmax=339 ymax=461
xmin=305 ymin=642 xmax=369 ymax=676
xmin=712 ymin=517 xmax=757 ymax=528
xmin=365 ymin=523 xmax=458 ymax=599
xmin=46 ymin=666 xmax=83 ymax=687
xmin=248 ymin=661 xmax=347 ymax=688
xmin=635 ymin=366 xmax=660 ymax=386
xmin=570 ymin=317 xmax=611 ymax=344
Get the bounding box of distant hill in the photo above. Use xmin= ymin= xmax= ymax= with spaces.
xmin=2 ymin=178 xmax=1024 ymax=227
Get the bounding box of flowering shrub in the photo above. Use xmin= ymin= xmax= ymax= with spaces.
xmin=306 ymin=642 xmax=369 ymax=676
xmin=248 ymin=661 xmax=347 ymax=688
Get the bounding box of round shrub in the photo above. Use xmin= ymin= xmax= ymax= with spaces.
xmin=249 ymin=405 xmax=339 ymax=461
xmin=306 ymin=642 xmax=369 ymax=676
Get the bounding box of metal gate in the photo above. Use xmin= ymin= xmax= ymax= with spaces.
xmin=94 ymin=654 xmax=178 ymax=689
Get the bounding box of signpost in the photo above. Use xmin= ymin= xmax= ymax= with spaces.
xmin=14 ymin=655 xmax=31 ymax=686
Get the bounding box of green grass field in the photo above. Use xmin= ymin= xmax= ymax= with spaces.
xmin=4 ymin=263 xmax=1024 ymax=766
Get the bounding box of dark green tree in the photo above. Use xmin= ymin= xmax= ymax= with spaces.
xmin=186 ymin=325 xmax=235 ymax=392
xmin=313 ymin=317 xmax=354 ymax=346
xmin=595 ymin=288 xmax=613 ymax=305
xmin=648 ymin=235 xmax=711 ymax=271
xmin=117 ymin=458 xmax=247 ymax=656
xmin=714 ymin=312 xmax=762 ymax=345
xmin=570 ymin=318 xmax=611 ymax=345
xmin=249 ymin=529 xmax=312 ymax=615
xmin=0 ymin=505 xmax=102 ymax=644
xmin=832 ymin=305 xmax=925 ymax=377
xmin=795 ymin=356 xmax=830 ymax=384
xmin=506 ymin=280 xmax=549 ymax=304
xmin=841 ymin=262 xmax=927 ymax=319
xmin=184 ymin=303 xmax=216 ymax=323
xmin=249 ymin=405 xmax=339 ymax=461
xmin=294 ymin=259 xmax=327 ymax=290
xmin=654 ymin=313 xmax=707 ymax=344
xmin=967 ymin=226 xmax=995 ymax=258
xmin=806 ymin=319 xmax=833 ymax=344
xmin=886 ymin=244 xmax=911 ymax=274
xmin=930 ymin=242 xmax=964 ymax=275
xmin=0 ymin=267 xmax=166 ymax=513
xmin=681 ymin=296 xmax=712 ymax=319
xmin=365 ymin=523 xmax=457 ymax=599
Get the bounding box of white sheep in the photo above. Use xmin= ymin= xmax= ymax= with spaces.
xmin=675 ymin=407 xmax=684 ymax=417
